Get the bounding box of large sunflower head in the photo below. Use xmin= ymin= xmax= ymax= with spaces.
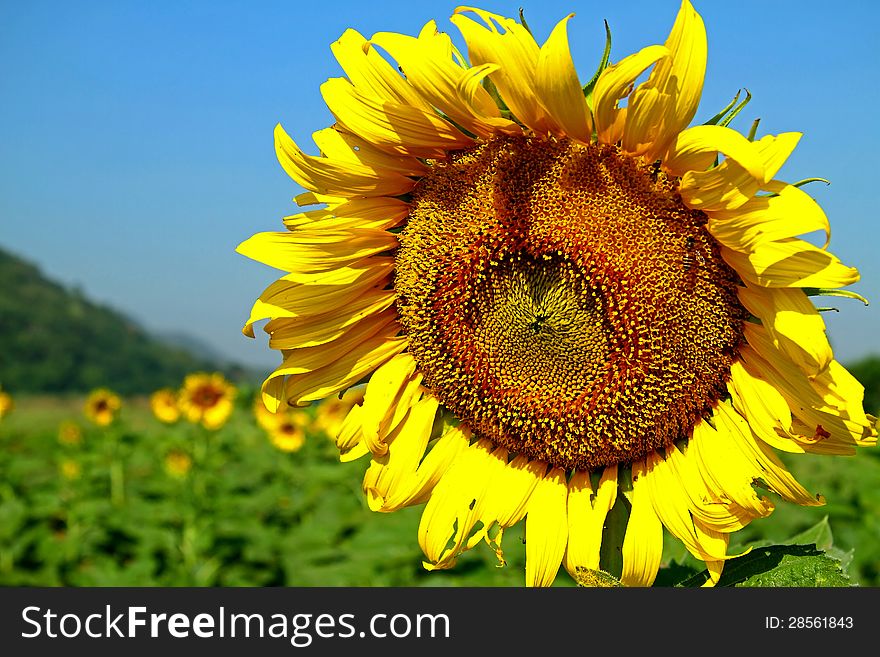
xmin=84 ymin=388 xmax=121 ymax=427
xmin=178 ymin=372 xmax=237 ymax=430
xmin=150 ymin=387 xmax=181 ymax=424
xmin=238 ymin=1 xmax=877 ymax=586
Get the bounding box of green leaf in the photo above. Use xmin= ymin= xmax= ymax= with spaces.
xmin=679 ymin=545 xmax=852 ymax=587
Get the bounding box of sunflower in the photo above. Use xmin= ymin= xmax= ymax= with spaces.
xmin=0 ymin=388 xmax=12 ymax=420
xmin=164 ymin=449 xmax=193 ymax=478
xmin=266 ymin=415 xmax=309 ymax=453
xmin=238 ymin=1 xmax=877 ymax=586
xmin=83 ymin=388 xmax=121 ymax=427
xmin=150 ymin=387 xmax=181 ymax=424
xmin=178 ymin=372 xmax=236 ymax=430
xmin=254 ymin=393 xmax=311 ymax=451
xmin=58 ymin=420 xmax=84 ymax=446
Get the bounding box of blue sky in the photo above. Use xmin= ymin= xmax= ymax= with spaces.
xmin=1 ymin=0 xmax=878 ymax=371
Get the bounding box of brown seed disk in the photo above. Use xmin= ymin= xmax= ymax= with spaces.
xmin=394 ymin=136 xmax=747 ymax=470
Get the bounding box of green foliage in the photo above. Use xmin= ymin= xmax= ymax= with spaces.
xmin=848 ymin=355 xmax=880 ymax=416
xmin=0 ymin=396 xmax=532 ymax=586
xmin=0 ymin=394 xmax=877 ymax=587
xmin=0 ymin=247 xmax=256 ymax=395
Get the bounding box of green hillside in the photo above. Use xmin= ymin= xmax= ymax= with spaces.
xmin=0 ymin=246 xmax=254 ymax=394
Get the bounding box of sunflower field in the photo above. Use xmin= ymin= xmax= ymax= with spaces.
xmin=0 ymin=373 xmax=878 ymax=588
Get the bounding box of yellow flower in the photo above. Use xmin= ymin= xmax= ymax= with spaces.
xmin=238 ymin=2 xmax=877 ymax=587
xmin=267 ymin=418 xmax=308 ymax=453
xmin=0 ymin=389 xmax=12 ymax=420
xmin=178 ymin=372 xmax=236 ymax=430
xmin=255 ymin=395 xmax=310 ymax=451
xmin=59 ymin=459 xmax=81 ymax=480
xmin=150 ymin=388 xmax=181 ymax=424
xmin=83 ymin=388 xmax=121 ymax=426
xmin=164 ymin=449 xmax=193 ymax=478
xmin=58 ymin=420 xmax=84 ymax=446
xmin=313 ymin=386 xmax=365 ymax=439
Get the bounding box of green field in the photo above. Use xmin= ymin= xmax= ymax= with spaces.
xmin=1 ymin=391 xmax=878 ymax=587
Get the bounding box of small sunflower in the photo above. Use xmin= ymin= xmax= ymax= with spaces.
xmin=84 ymin=388 xmax=121 ymax=427
xmin=267 ymin=415 xmax=308 ymax=453
xmin=58 ymin=420 xmax=84 ymax=446
xmin=150 ymin=387 xmax=181 ymax=424
xmin=178 ymin=372 xmax=236 ymax=430
xmin=0 ymin=388 xmax=12 ymax=420
xmin=164 ymin=449 xmax=193 ymax=478
xmin=59 ymin=459 xmax=82 ymax=481
xmin=254 ymin=393 xmax=311 ymax=451
xmin=239 ymin=1 xmax=877 ymax=586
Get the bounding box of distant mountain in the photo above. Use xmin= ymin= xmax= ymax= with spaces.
xmin=0 ymin=246 xmax=259 ymax=395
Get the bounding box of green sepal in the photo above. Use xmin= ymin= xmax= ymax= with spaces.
xmin=803 ymin=288 xmax=869 ymax=305
xmin=703 ymin=88 xmax=752 ymax=128
xmin=583 ymin=20 xmax=612 ymax=111
xmin=746 ymin=117 xmax=761 ymax=141
xmin=790 ymin=177 xmax=831 ymax=189
xmin=517 ymin=7 xmax=533 ymax=35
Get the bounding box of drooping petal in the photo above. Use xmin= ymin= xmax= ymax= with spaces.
xmin=707 ymin=181 xmax=831 ymax=251
xmin=525 ymin=467 xmax=568 ymax=587
xmin=662 ymin=124 xmax=764 ymax=179
xmin=620 ymin=463 xmax=663 ymax=587
xmin=274 ymin=124 xmax=417 ymax=196
xmin=563 ymin=466 xmax=618 ymax=578
xmin=722 ymin=238 xmax=859 ymax=289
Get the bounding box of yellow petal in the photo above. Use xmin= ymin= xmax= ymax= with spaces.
xmin=662 ymin=124 xmax=764 ymax=179
xmin=311 ymin=127 xmax=428 ymax=177
xmin=737 ymin=284 xmax=832 ymax=376
xmin=274 ymin=124 xmax=416 ymax=197
xmin=360 ymin=352 xmax=419 ymax=457
xmin=623 ymin=0 xmax=707 ymax=158
xmin=330 ymin=28 xmax=430 ymax=109
xmin=525 ymin=467 xmax=568 ymax=587
xmin=722 ymin=238 xmax=859 ymax=288
xmin=620 ymin=463 xmax=663 ymax=587
xmin=727 ymin=361 xmax=807 ymax=454
xmin=236 ymin=228 xmax=397 ymax=275
xmin=535 ymin=14 xmax=591 ymax=143
xmin=370 ymin=23 xmax=520 ymax=139
xmin=563 ymin=466 xmax=618 ymax=578
xmin=321 ymin=77 xmax=473 ymax=158
xmin=279 ymin=332 xmax=407 ymax=406
xmin=680 ymin=133 xmax=801 ymax=211
xmin=451 ymin=7 xmax=552 ymax=134
xmin=714 ymin=402 xmax=824 ymax=507
xmin=592 ymin=45 xmax=669 ymax=145
xmin=481 ymin=454 xmax=547 ymax=528
xmin=688 ymin=417 xmax=776 ymax=518
xmin=667 ymin=443 xmax=757 ymax=531
xmin=363 ymin=394 xmax=439 ymax=511
xmin=707 ymin=180 xmax=831 ymax=251
xmin=419 ymin=438 xmax=499 ymax=569
xmin=639 ymin=451 xmax=729 ymax=563
xmin=381 ymin=424 xmax=472 ymax=510
xmin=283 ymin=197 xmax=410 ymax=231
